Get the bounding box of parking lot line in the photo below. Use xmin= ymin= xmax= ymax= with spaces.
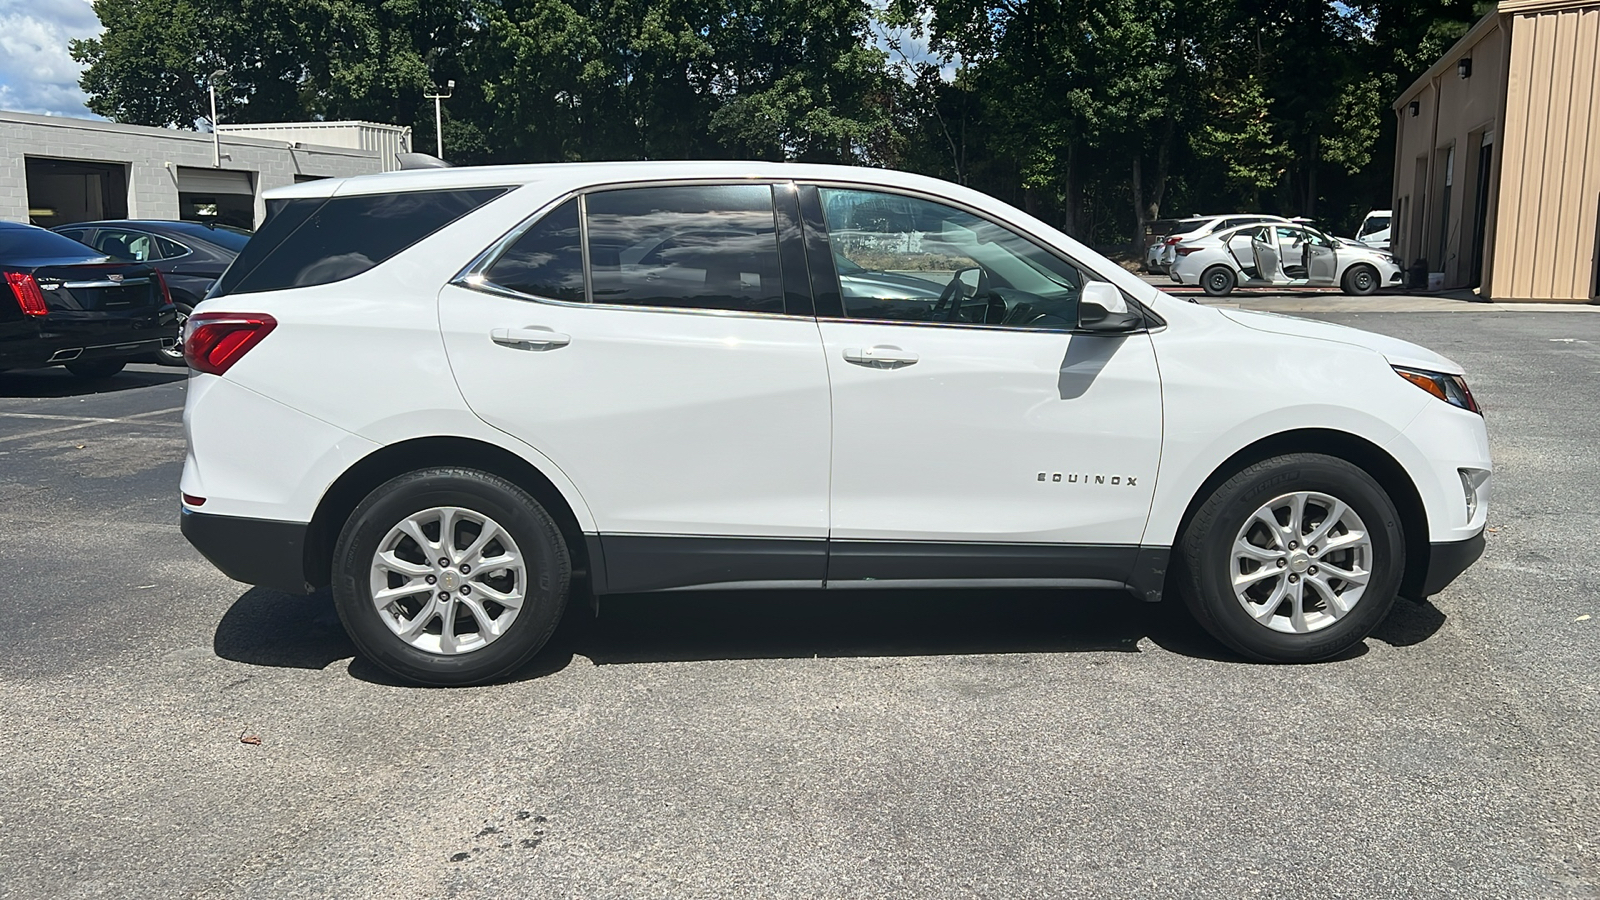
xmin=0 ymin=406 xmax=184 ymax=443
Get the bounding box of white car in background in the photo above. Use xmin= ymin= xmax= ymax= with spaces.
xmin=1357 ymin=210 xmax=1392 ymax=250
xmin=178 ymin=161 xmax=1487 ymax=685
xmin=1170 ymin=221 xmax=1404 ymax=296
xmin=1151 ymin=214 xmax=1294 ymax=273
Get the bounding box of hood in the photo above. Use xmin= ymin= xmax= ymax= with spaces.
xmin=1217 ymin=308 xmax=1464 ymax=374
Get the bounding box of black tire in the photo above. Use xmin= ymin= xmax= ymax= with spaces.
xmin=332 ymin=467 xmax=570 ymax=686
xmin=65 ymin=359 xmax=127 ymax=379
xmin=1201 ymin=265 xmax=1236 ymax=297
xmin=157 ymin=302 xmax=193 ymax=366
xmin=1342 ymin=264 xmax=1380 ymax=296
xmin=1174 ymin=453 xmax=1404 ymax=663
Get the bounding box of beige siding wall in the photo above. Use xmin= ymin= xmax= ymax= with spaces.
xmin=1495 ymin=5 xmax=1600 ymax=301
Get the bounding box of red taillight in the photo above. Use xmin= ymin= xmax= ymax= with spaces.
xmin=1175 ymin=245 xmax=1202 ymax=256
xmin=152 ymin=269 xmax=173 ymax=306
xmin=4 ymin=271 xmax=48 ymax=316
xmin=182 ymin=493 xmax=206 ymax=507
xmin=1163 ymin=236 xmax=1184 ymax=245
xmin=184 ymin=312 xmax=277 ymax=375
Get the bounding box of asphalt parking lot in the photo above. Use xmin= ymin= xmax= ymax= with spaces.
xmin=1 ymin=308 xmax=1597 ymax=899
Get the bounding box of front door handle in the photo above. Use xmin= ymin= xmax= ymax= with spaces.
xmin=842 ymin=345 xmax=919 ymax=369
xmin=491 ymin=326 xmax=571 ymax=351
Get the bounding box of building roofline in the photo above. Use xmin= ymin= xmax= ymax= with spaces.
xmin=1394 ymin=9 xmax=1506 ymax=109
xmin=0 ymin=109 xmax=380 ymax=159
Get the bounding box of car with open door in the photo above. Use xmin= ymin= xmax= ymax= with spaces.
xmin=0 ymin=221 xmax=176 ymax=378
xmin=176 ymin=162 xmax=1489 ymax=685
xmin=1169 ymin=222 xmax=1404 ymax=296
xmin=52 ymin=220 xmax=249 ymax=365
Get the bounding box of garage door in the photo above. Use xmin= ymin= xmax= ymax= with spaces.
xmin=176 ymin=167 xmax=254 ymax=195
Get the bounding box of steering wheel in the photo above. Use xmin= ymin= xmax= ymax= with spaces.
xmin=931 ymin=265 xmax=991 ymax=323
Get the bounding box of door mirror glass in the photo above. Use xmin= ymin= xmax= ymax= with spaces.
xmin=1077 ymin=282 xmax=1142 ymax=331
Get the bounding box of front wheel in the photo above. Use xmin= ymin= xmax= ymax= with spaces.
xmin=1175 ymin=453 xmax=1404 ymax=662
xmin=332 ymin=467 xmax=571 ymax=686
xmin=1201 ymin=265 xmax=1236 ymax=297
xmin=1342 ymin=264 xmax=1380 ymax=296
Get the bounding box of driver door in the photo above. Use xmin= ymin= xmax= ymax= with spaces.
xmin=800 ymin=185 xmax=1162 ymax=584
xmin=1306 ymin=231 xmax=1339 ymax=284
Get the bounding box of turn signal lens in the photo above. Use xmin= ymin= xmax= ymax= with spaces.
xmin=4 ymin=271 xmax=48 ymax=316
xmin=184 ymin=312 xmax=277 ymax=375
xmin=1394 ymin=366 xmax=1480 ymax=414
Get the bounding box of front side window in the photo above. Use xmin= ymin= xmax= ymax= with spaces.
xmin=818 ymin=188 xmax=1090 ymax=330
xmin=584 ymin=185 xmax=784 ymax=313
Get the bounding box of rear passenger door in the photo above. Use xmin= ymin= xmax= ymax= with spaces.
xmin=440 ymin=182 xmax=834 ymax=592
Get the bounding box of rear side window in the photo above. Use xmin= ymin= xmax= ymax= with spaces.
xmin=584 ymin=185 xmax=784 ymax=313
xmin=481 ymin=199 xmax=584 ymax=302
xmin=212 ymin=187 xmax=507 ymax=298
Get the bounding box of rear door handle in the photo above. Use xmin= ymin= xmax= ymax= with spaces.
xmin=842 ymin=345 xmax=919 ymax=368
xmin=491 ymin=326 xmax=571 ymax=351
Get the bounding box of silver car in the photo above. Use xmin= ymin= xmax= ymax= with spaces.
xmin=1153 ymin=214 xmax=1293 ymax=273
xmin=1169 ymin=222 xmax=1403 ymax=296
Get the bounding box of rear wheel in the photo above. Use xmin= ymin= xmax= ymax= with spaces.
xmin=65 ymin=359 xmax=127 ymax=379
xmin=1201 ymin=266 xmax=1236 ymax=297
xmin=1175 ymin=453 xmax=1404 ymax=662
xmin=1342 ymin=264 xmax=1380 ymax=296
xmin=157 ymin=301 xmax=193 ymax=366
xmin=332 ymin=468 xmax=571 ymax=686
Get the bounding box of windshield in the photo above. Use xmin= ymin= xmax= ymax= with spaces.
xmin=1360 ymin=215 xmax=1391 ymax=235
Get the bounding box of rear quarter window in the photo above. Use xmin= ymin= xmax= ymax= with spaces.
xmin=212 ymin=187 xmax=508 ymax=298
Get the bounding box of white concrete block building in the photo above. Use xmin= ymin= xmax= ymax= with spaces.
xmin=0 ymin=111 xmax=406 ymax=230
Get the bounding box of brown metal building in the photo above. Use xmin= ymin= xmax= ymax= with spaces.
xmin=1394 ymin=0 xmax=1600 ymax=302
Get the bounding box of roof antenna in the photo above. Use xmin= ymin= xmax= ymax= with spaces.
xmin=396 ymin=152 xmax=453 ymax=170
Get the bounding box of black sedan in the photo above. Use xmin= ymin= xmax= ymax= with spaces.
xmin=0 ymin=222 xmax=177 ymax=379
xmin=52 ymin=220 xmax=249 ymax=364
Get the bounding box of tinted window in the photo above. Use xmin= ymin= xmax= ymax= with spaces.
xmin=93 ymin=229 xmax=161 ymax=261
xmin=482 ymin=199 xmax=584 ymax=302
xmin=161 ymin=221 xmax=251 ymax=251
xmin=818 ymin=187 xmax=1090 ymax=330
xmin=213 ymin=188 xmax=507 ymax=298
xmin=0 ymin=224 xmax=104 ymax=260
xmin=584 ymin=185 xmax=784 ymax=313
xmin=155 ymin=236 xmax=189 ymax=258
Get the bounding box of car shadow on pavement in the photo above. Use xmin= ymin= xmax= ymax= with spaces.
xmin=0 ymin=366 xmax=185 ymax=398
xmin=213 ymin=585 xmax=1448 ymax=686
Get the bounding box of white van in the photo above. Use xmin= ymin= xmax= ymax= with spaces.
xmin=1357 ymin=210 xmax=1392 ymax=250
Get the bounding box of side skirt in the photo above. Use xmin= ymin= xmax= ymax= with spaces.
xmin=591 ymin=534 xmax=1172 ymax=599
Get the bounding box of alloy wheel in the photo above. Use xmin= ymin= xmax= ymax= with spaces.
xmin=1230 ymin=491 xmax=1372 ymax=634
xmin=368 ymin=506 xmax=527 ymax=654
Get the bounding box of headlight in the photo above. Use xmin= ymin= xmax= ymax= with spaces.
xmin=1393 ymin=366 xmax=1481 ymax=414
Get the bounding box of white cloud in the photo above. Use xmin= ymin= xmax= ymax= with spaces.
xmin=0 ymin=0 xmax=102 ymax=118
xmin=867 ymin=3 xmax=960 ymax=84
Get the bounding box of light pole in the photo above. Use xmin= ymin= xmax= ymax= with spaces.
xmin=209 ymin=69 xmax=227 ymax=168
xmin=423 ymin=80 xmax=455 ymax=159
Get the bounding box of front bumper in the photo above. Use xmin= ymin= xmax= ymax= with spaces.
xmin=182 ymin=508 xmax=311 ymax=594
xmin=1420 ymin=529 xmax=1485 ymax=596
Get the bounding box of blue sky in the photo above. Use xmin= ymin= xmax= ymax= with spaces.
xmin=0 ymin=0 xmax=102 ymax=117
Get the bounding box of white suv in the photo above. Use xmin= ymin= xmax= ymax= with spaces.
xmin=180 ymin=162 xmax=1490 ymax=685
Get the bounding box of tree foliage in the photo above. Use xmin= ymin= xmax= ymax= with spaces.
xmin=73 ymin=0 xmax=1487 ymax=243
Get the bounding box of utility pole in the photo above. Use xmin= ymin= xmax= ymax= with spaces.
xmin=423 ymin=80 xmax=455 ymax=159
xmin=209 ymin=70 xmax=227 ymax=168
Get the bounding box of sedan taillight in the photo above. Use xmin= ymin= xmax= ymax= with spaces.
xmin=184 ymin=312 xmax=277 ymax=375
xmin=1174 ymin=246 xmax=1202 ymax=256
xmin=4 ymin=271 xmax=48 ymax=316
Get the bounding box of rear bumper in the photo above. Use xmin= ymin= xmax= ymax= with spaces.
xmin=0 ymin=309 xmax=173 ymax=369
xmin=181 ymin=508 xmax=310 ymax=594
xmin=1421 ymin=530 xmax=1486 ymax=596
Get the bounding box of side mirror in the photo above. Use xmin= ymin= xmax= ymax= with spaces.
xmin=1078 ymin=282 xmax=1143 ymax=332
